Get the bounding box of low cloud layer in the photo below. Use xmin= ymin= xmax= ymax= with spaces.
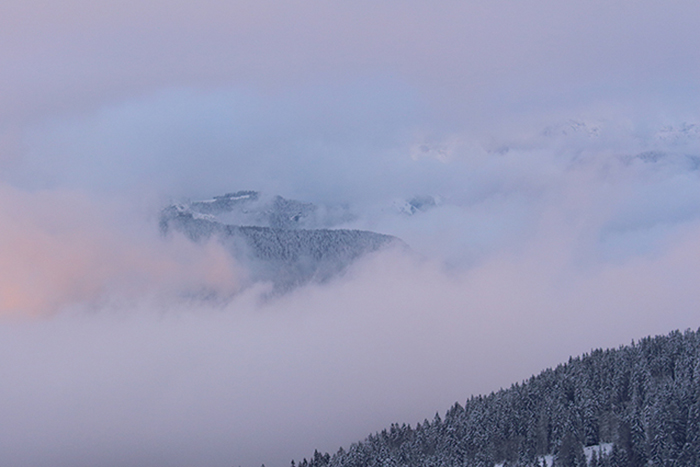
xmin=2 ymin=218 xmax=700 ymax=466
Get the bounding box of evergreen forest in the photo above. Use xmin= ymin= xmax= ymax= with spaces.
xmin=293 ymin=328 xmax=700 ymax=467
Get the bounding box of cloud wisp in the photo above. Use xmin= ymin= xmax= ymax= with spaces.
xmin=0 ymin=184 xmax=242 ymax=317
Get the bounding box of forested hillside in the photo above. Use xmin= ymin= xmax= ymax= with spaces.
xmin=295 ymin=328 xmax=700 ymax=467
xmin=159 ymin=196 xmax=399 ymax=290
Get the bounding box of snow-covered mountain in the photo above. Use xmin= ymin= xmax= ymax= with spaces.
xmin=172 ymin=190 xmax=356 ymax=230
xmin=160 ymin=191 xmax=401 ymax=291
xmin=393 ymin=194 xmax=441 ymax=216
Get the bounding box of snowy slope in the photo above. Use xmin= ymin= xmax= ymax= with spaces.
xmin=160 ymin=192 xmax=401 ymax=291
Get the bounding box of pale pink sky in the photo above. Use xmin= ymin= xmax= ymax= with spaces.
xmin=1 ymin=0 xmax=699 ymax=125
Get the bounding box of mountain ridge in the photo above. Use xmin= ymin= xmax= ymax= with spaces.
xmin=159 ymin=191 xmax=402 ymax=291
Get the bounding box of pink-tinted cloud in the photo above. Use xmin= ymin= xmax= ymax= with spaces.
xmin=0 ymin=184 xmax=241 ymax=317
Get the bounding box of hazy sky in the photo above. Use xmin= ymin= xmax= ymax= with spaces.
xmin=1 ymin=1 xmax=700 ymax=466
